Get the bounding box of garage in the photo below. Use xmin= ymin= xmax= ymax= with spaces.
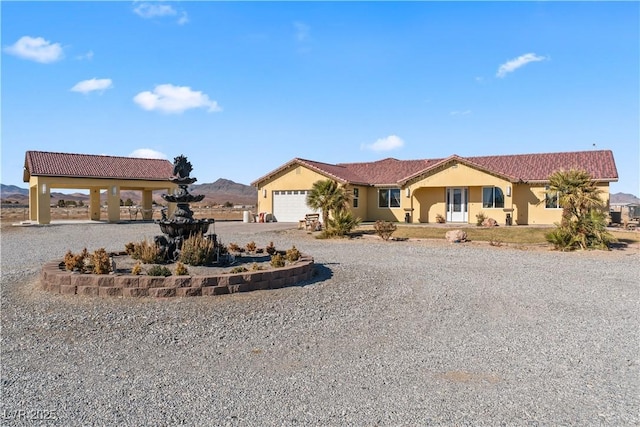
xmin=272 ymin=190 xmax=320 ymax=222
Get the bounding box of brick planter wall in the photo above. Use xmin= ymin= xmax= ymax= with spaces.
xmin=40 ymin=255 xmax=314 ymax=298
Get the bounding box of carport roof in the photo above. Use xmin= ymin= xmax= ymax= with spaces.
xmin=252 ymin=150 xmax=618 ymax=187
xmin=24 ymin=151 xmax=174 ymax=182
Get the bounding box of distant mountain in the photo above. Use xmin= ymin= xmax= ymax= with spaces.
xmin=1 ymin=179 xmax=258 ymax=206
xmin=610 ymin=192 xmax=640 ymax=205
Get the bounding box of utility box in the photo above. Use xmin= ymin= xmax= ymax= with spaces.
xmin=506 ymin=213 xmax=512 ymax=226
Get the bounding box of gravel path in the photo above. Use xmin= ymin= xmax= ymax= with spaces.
xmin=1 ymin=222 xmax=639 ymax=426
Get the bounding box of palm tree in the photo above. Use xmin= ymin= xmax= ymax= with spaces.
xmin=306 ymin=179 xmax=350 ymax=229
xmin=544 ymin=169 xmax=615 ymax=250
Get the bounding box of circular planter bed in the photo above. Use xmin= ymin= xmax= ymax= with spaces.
xmin=40 ymin=253 xmax=315 ymax=298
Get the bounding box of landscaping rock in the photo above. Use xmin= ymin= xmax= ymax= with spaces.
xmin=445 ymin=229 xmax=468 ymax=243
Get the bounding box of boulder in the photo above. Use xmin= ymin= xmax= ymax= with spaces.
xmin=482 ymin=218 xmax=498 ymax=227
xmin=445 ymin=229 xmax=467 ymax=243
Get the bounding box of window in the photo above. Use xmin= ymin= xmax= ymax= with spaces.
xmin=545 ymin=190 xmax=560 ymax=209
xmin=378 ymin=189 xmax=401 ymax=208
xmin=482 ymin=187 xmax=505 ymax=209
xmin=352 ymin=188 xmax=359 ymax=208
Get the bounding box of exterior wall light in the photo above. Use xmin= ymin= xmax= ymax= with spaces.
xmin=41 ymin=183 xmax=47 ymax=194
xmin=263 ymin=189 xmax=267 ymax=198
xmin=111 ymin=186 xmax=117 ymax=196
xmin=506 ymin=186 xmax=511 ymax=197
xmin=405 ymin=188 xmax=410 ymax=198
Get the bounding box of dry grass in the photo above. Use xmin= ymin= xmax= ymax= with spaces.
xmin=355 ymin=223 xmax=640 ymax=246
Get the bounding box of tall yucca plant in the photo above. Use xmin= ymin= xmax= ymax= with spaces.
xmin=306 ymin=179 xmax=350 ymax=229
xmin=544 ymin=169 xmax=615 ymax=250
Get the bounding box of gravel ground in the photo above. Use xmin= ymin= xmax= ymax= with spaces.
xmin=1 ymin=221 xmax=639 ymax=426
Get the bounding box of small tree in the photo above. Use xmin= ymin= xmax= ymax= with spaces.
xmin=306 ymin=179 xmax=350 ymax=230
xmin=543 ymin=169 xmax=615 ymax=250
xmin=124 ymin=198 xmax=134 ymax=207
xmin=57 ymin=199 xmax=66 ymax=208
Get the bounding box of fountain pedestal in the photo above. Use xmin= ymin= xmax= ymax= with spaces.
xmin=155 ymin=155 xmax=216 ymax=261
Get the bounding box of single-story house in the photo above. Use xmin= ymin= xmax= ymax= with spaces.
xmin=23 ymin=151 xmax=176 ymax=224
xmin=251 ymin=150 xmax=618 ymax=225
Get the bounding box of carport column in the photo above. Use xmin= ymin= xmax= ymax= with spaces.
xmin=107 ymin=185 xmax=121 ymax=223
xmin=141 ymin=190 xmax=153 ymax=220
xmin=29 ymin=184 xmax=38 ymax=221
xmin=36 ymin=179 xmax=51 ymax=225
xmin=89 ymin=187 xmax=101 ymax=221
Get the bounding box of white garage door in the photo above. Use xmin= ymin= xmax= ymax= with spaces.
xmin=272 ymin=190 xmax=320 ymax=223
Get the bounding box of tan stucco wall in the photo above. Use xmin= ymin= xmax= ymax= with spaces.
xmin=517 ymin=183 xmax=611 ymax=225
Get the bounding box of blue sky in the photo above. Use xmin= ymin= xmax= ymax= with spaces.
xmin=2 ymin=1 xmax=638 ymax=195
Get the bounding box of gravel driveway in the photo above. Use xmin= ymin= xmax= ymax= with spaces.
xmin=1 ymin=222 xmax=638 ymax=426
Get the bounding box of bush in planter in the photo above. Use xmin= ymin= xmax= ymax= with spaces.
xmin=179 ymin=233 xmax=216 ymax=266
xmin=285 ymin=245 xmax=301 ymax=262
xmin=128 ymin=239 xmax=163 ymax=264
xmin=174 ymin=261 xmax=189 ymax=276
xmin=92 ymin=248 xmax=111 ymax=274
xmin=265 ymin=241 xmax=277 ymax=255
xmin=64 ymin=248 xmax=90 ymax=272
xmin=270 ymin=253 xmax=285 ymax=268
xmin=147 ymin=265 xmax=172 ymax=277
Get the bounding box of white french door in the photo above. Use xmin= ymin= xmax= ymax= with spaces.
xmin=446 ymin=187 xmax=468 ymax=222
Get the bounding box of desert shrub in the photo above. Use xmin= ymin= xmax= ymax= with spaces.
xmin=124 ymin=242 xmax=135 ymax=255
xmin=147 ymin=265 xmax=172 ymax=277
xmin=245 ymin=241 xmax=257 ymax=253
xmin=435 ymin=214 xmax=446 ymax=224
xmin=229 ymin=266 xmax=248 ymax=274
xmin=92 ymin=248 xmax=111 ymax=274
xmin=179 ymin=233 xmax=216 ymax=266
xmin=476 ymin=211 xmax=487 ymax=226
xmin=326 ymin=210 xmax=361 ymax=237
xmin=227 ymin=242 xmax=242 ymax=253
xmin=131 ymin=262 xmax=143 ymax=275
xmin=265 ymin=241 xmax=277 ymax=255
xmin=250 ymin=262 xmax=265 ymax=271
xmin=174 ymin=261 xmax=189 ymax=276
xmin=285 ymin=245 xmax=301 ymax=262
xmin=374 ymin=220 xmax=397 ymax=241
xmin=270 ymin=253 xmax=285 ymax=268
xmin=129 ymin=239 xmax=163 ymax=264
xmin=545 ymin=227 xmax=575 ymax=251
xmin=64 ymin=248 xmax=90 ymax=272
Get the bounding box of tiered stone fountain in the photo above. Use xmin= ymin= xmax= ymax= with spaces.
xmin=155 ymin=155 xmax=215 ymax=261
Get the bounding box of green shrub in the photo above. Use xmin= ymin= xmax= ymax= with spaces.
xmin=245 ymin=241 xmax=257 ymax=253
xmin=270 ymin=253 xmax=285 ymax=268
xmin=228 ymin=266 xmax=248 ymax=274
xmin=131 ymin=262 xmax=143 ymax=275
xmin=285 ymin=245 xmax=301 ymax=262
xmin=327 ymin=210 xmax=361 ymax=236
xmin=374 ymin=220 xmax=397 ymax=241
xmin=147 ymin=265 xmax=172 ymax=277
xmin=179 ymin=233 xmax=216 ymax=266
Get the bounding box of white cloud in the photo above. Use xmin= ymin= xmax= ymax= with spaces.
xmin=3 ymin=36 xmax=63 ymax=63
xmin=361 ymin=135 xmax=405 ymax=152
xmin=70 ymin=78 xmax=113 ymax=94
xmin=128 ymin=149 xmax=168 ymax=159
xmin=76 ymin=50 xmax=94 ymax=61
xmin=133 ymin=2 xmax=189 ymax=24
xmin=133 ymin=2 xmax=176 ymax=18
xmin=496 ymin=53 xmax=547 ymax=78
xmin=133 ymin=84 xmax=222 ymax=114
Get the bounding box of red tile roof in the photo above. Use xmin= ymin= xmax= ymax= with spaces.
xmin=24 ymin=151 xmax=174 ymax=181
xmin=252 ymin=150 xmax=618 ymax=187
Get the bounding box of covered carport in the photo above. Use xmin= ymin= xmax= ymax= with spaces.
xmin=23 ymin=151 xmax=177 ymax=225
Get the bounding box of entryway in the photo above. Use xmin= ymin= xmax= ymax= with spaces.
xmin=446 ymin=187 xmax=468 ymax=222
